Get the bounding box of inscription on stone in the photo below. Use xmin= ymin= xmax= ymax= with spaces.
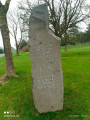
xmin=31 ymin=44 xmax=55 ymax=89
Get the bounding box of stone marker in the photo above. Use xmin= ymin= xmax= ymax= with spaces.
xmin=29 ymin=4 xmax=64 ymax=113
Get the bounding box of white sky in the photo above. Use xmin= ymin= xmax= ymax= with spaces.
xmin=0 ymin=0 xmax=90 ymax=48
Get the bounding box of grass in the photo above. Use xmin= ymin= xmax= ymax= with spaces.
xmin=0 ymin=44 xmax=90 ymax=120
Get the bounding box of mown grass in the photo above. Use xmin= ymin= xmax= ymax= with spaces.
xmin=0 ymin=44 xmax=90 ymax=120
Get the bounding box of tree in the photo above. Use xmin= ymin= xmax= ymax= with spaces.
xmin=43 ymin=0 xmax=89 ymax=50
xmin=0 ymin=47 xmax=4 ymax=54
xmin=61 ymin=27 xmax=83 ymax=47
xmin=18 ymin=0 xmax=32 ymax=42
xmin=83 ymin=24 xmax=90 ymax=43
xmin=7 ymin=10 xmax=23 ymax=55
xmin=0 ymin=0 xmax=16 ymax=78
xmin=19 ymin=40 xmax=28 ymax=50
xmin=68 ymin=27 xmax=81 ymax=44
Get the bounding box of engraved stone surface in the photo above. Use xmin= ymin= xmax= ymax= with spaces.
xmin=29 ymin=4 xmax=64 ymax=113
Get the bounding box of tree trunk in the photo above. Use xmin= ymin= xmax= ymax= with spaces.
xmin=16 ymin=42 xmax=19 ymax=56
xmin=16 ymin=47 xmax=19 ymax=55
xmin=64 ymin=32 xmax=67 ymax=51
xmin=1 ymin=16 xmax=16 ymax=77
xmin=64 ymin=43 xmax=67 ymax=51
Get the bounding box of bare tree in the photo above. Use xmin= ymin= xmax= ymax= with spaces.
xmin=0 ymin=0 xmax=17 ymax=78
xmin=8 ymin=10 xmax=23 ymax=55
xmin=18 ymin=0 xmax=89 ymax=51
xmin=18 ymin=0 xmax=32 ymax=41
xmin=43 ymin=0 xmax=89 ymax=50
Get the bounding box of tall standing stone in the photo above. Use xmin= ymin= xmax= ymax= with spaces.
xmin=29 ymin=4 xmax=64 ymax=113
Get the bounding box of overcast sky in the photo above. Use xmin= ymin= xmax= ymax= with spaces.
xmin=0 ymin=0 xmax=90 ymax=49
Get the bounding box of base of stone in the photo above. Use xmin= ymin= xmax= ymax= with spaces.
xmin=35 ymin=104 xmax=63 ymax=113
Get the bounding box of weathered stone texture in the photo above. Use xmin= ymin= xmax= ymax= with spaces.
xmin=29 ymin=4 xmax=63 ymax=113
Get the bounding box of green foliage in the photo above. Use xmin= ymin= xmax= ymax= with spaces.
xmin=61 ymin=27 xmax=83 ymax=46
xmin=0 ymin=44 xmax=90 ymax=120
xmin=0 ymin=48 xmax=4 ymax=54
xmin=19 ymin=40 xmax=28 ymax=50
xmin=83 ymin=24 xmax=90 ymax=43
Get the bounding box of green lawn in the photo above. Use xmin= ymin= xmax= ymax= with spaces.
xmin=0 ymin=44 xmax=90 ymax=120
